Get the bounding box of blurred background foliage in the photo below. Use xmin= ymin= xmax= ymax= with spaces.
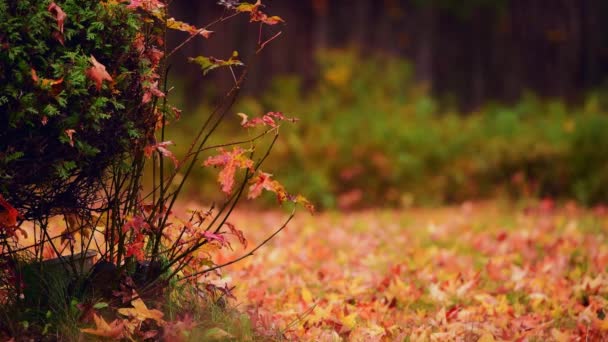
xmin=163 ymin=0 xmax=608 ymax=210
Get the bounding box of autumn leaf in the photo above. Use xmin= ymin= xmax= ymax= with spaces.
xmin=223 ymin=222 xmax=247 ymax=249
xmin=241 ymin=111 xmax=298 ymax=128
xmin=167 ymin=18 xmax=213 ymax=38
xmin=237 ymin=0 xmax=284 ymax=25
xmin=127 ymin=0 xmax=165 ymax=11
xmin=248 ymin=172 xmax=314 ymax=212
xmin=143 ymin=141 xmax=179 ymax=167
xmin=118 ymin=297 xmax=165 ymax=324
xmin=80 ymin=313 xmax=125 ymax=339
xmin=0 ymin=195 xmax=20 ymax=239
xmin=203 ymin=147 xmax=254 ymax=195
xmin=48 ymin=2 xmax=66 ymax=44
xmin=86 ymin=55 xmax=113 ymax=91
xmin=188 ymin=51 xmax=243 ymax=76
xmin=203 ymin=231 xmax=228 ymax=247
xmin=248 ymin=172 xmax=286 ymax=200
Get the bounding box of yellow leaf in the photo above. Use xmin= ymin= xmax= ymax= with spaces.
xmin=551 ymin=328 xmax=570 ymax=342
xmin=477 ymin=333 xmax=495 ymax=342
xmin=341 ymin=313 xmax=358 ymax=331
xmin=118 ymin=297 xmax=164 ymax=324
xmin=301 ymin=287 xmax=313 ymax=304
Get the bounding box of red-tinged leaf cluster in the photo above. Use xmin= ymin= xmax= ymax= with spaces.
xmin=203 ymin=147 xmax=254 ymax=195
xmin=126 ymin=0 xmax=165 ymax=11
xmin=0 ymin=196 xmax=20 ymax=240
xmin=86 ymin=55 xmax=113 ymax=91
xmin=222 ymin=203 xmax=608 ymax=340
xmin=240 ymin=111 xmax=298 ymax=128
xmin=167 ymin=18 xmax=213 ymax=38
xmin=237 ymin=0 xmax=284 ymax=25
xmin=81 ymin=294 xmax=165 ymax=340
xmin=248 ymin=172 xmax=314 ymax=213
xmin=31 ymin=69 xmax=63 ymax=95
xmin=47 ymin=2 xmax=67 ymax=44
xmin=143 ymin=140 xmax=179 ymax=167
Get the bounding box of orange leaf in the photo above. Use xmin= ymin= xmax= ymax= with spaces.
xmin=86 ymin=55 xmax=113 ymax=91
xmin=64 ymin=129 xmax=76 ymax=147
xmin=80 ymin=313 xmax=125 ymax=339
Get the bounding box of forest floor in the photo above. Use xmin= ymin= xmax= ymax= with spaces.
xmin=213 ymin=200 xmax=608 ymax=341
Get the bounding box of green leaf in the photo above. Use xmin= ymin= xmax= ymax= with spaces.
xmin=203 ymin=327 xmax=234 ymax=341
xmin=188 ymin=51 xmax=243 ymax=75
xmin=93 ymin=302 xmax=109 ymax=309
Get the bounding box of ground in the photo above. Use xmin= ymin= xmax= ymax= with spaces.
xmin=212 ymin=200 xmax=608 ymax=341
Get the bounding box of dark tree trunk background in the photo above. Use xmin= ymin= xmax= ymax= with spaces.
xmin=169 ymin=0 xmax=608 ymax=111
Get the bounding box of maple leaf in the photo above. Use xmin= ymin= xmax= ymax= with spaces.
xmin=143 ymin=141 xmax=179 ymax=167
xmin=80 ymin=313 xmax=125 ymax=339
xmin=118 ymin=297 xmax=165 ymax=324
xmin=203 ymin=147 xmax=254 ymax=195
xmin=241 ymin=111 xmax=298 ymax=128
xmin=202 ymin=231 xmax=228 ymax=247
xmin=167 ymin=18 xmax=213 ymax=38
xmin=223 ymin=222 xmax=247 ymax=249
xmin=142 ymin=80 xmax=165 ymax=104
xmin=86 ymin=55 xmax=113 ymax=91
xmin=237 ymin=0 xmax=284 ymax=25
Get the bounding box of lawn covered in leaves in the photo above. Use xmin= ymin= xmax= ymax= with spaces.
xmin=216 ymin=201 xmax=608 ymax=341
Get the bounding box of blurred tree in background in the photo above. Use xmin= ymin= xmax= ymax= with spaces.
xmin=162 ymin=0 xmax=608 ymax=209
xmin=170 ymin=0 xmax=608 ymax=110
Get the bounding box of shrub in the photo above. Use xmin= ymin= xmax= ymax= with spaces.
xmin=0 ymin=0 xmax=310 ymax=339
xmin=0 ymin=0 xmax=151 ymax=220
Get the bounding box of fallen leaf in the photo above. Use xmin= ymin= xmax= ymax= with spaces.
xmin=118 ymin=297 xmax=164 ymax=324
xmin=80 ymin=313 xmax=124 ymax=339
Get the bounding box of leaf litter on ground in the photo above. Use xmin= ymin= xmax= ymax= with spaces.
xmin=211 ymin=200 xmax=608 ymax=341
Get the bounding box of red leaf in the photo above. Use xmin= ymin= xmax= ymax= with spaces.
xmin=241 ymin=111 xmax=298 ymax=128
xmin=203 ymin=148 xmax=254 ymax=195
xmin=86 ymin=55 xmax=113 ymax=91
xmin=48 ymin=2 xmax=67 ymax=33
xmin=203 ymin=231 xmax=227 ymax=246
xmin=247 ymin=172 xmax=283 ymax=199
xmin=237 ymin=0 xmax=284 ymax=25
xmin=143 ymin=141 xmax=178 ymax=167
xmin=0 ymin=196 xmax=19 ymax=230
xmin=127 ymin=0 xmax=165 ymax=11
xmin=224 ymin=222 xmax=247 ymax=249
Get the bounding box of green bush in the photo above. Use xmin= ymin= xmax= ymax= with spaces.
xmin=0 ymin=0 xmax=150 ymax=218
xmin=172 ymin=49 xmax=608 ymax=208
